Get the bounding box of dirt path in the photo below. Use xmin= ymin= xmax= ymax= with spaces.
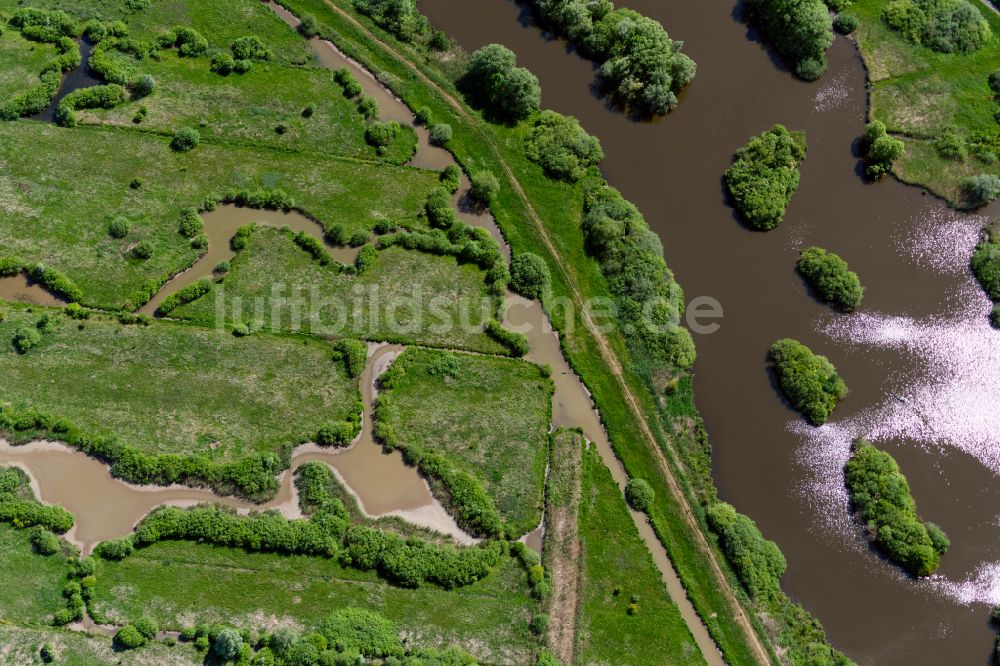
xmin=544 ymin=430 xmax=583 ymax=663
xmin=316 ymin=2 xmax=770 ymax=663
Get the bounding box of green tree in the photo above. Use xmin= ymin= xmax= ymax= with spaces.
xmin=460 ymin=44 xmax=540 ymax=120
xmin=769 ymin=338 xmax=847 ymax=425
xmin=213 ymin=628 xmax=243 ymax=661
xmin=624 ymin=478 xmax=654 ymax=511
xmin=797 ymin=246 xmax=865 ymax=311
xmin=509 ymin=252 xmax=551 ymax=299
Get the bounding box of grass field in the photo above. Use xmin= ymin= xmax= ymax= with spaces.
xmin=92 ymin=539 xmax=539 ymax=664
xmin=0 ymin=122 xmax=436 ymax=309
xmin=0 ymin=0 xmax=138 ymax=21
xmin=126 ymin=0 xmax=313 ymax=66
xmin=79 ymin=50 xmax=418 ymax=165
xmin=377 ymin=348 xmax=552 ymax=537
xmin=173 ymin=227 xmax=505 ymax=353
xmin=851 ymin=0 xmax=1000 ymax=204
xmin=0 ymin=525 xmax=72 ymax=625
xmin=0 ymin=306 xmax=358 ymax=460
xmin=0 ymin=30 xmax=56 ymax=103
xmin=575 ymin=443 xmax=705 ymax=665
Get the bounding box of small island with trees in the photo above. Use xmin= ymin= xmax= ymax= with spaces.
xmin=797 ymin=246 xmax=865 ymax=311
xmin=769 ymin=338 xmax=847 ymax=425
xmin=725 ymin=124 xmax=806 ymax=231
xmin=844 ymin=439 xmax=950 ymax=577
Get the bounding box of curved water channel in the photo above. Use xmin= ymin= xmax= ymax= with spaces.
xmin=420 ymin=0 xmax=1000 ymax=663
xmin=0 ymin=5 xmax=722 ymax=660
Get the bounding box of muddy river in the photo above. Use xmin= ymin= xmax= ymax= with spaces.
xmin=419 ymin=0 xmax=1000 ymax=663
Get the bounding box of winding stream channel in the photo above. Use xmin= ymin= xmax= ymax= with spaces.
xmin=1 ymin=4 xmax=726 ymax=661
xmin=420 ymin=0 xmax=1000 ymax=663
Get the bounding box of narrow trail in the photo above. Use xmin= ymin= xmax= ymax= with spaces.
xmin=315 ymin=2 xmax=768 ymax=663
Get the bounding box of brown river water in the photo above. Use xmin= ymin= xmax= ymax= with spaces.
xmin=419 ymin=0 xmax=1000 ymax=663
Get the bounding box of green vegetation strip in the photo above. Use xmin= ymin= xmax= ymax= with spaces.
xmin=577 ymin=440 xmax=705 ymax=665
xmin=844 ymin=439 xmax=950 ymax=576
xmin=0 ymin=305 xmax=360 ymax=499
xmin=375 ymin=347 xmax=552 ymax=538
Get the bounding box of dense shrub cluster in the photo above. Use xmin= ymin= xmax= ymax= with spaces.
xmin=523 ymin=110 xmax=603 ymax=181
xmin=509 ymin=252 xmax=551 ymax=300
xmin=745 ymin=0 xmax=834 ymax=80
xmin=883 ymin=0 xmax=991 ymax=53
xmin=469 ymin=170 xmax=500 ymax=204
xmin=12 ymin=327 xmax=42 ymax=353
xmin=356 ymin=243 xmax=378 ymax=273
xmin=485 ymin=319 xmax=529 ymax=357
xmin=439 ymin=165 xmax=461 ymax=193
xmin=724 ymin=124 xmax=806 ymax=230
xmin=833 ymin=13 xmax=860 ymax=34
xmin=624 ymin=478 xmax=654 ymax=512
xmin=706 ymin=501 xmax=786 ymax=601
xmin=114 ymin=624 xmax=146 ymax=650
xmin=972 ymin=239 xmax=1000 ymax=303
xmin=365 ymin=120 xmax=401 ymax=152
xmin=177 ymin=207 xmax=204 ymax=239
xmin=224 ymin=188 xmax=295 ymax=210
xmin=459 ymin=44 xmax=541 ymax=121
xmin=525 ymin=0 xmax=696 ymax=114
xmin=170 ymin=126 xmax=201 ymax=152
xmin=155 ymin=277 xmax=212 ymax=315
xmin=333 ymin=338 xmax=368 ymax=378
xmin=844 ymin=439 xmax=949 ymax=576
xmin=27 ymin=263 xmax=83 ymax=303
xmin=0 ymin=469 xmax=74 ymax=533
xmin=581 ymin=184 xmax=696 ymax=370
xmin=963 ymin=173 xmax=1000 ymax=206
xmin=9 ymin=8 xmax=77 ymax=41
xmin=343 ymin=525 xmax=505 ymax=588
xmin=29 ymin=526 xmax=62 ymax=555
xmin=796 ymin=246 xmax=865 ymax=311
xmin=862 ymin=120 xmax=905 ymax=180
xmin=292 ymin=231 xmax=334 ymax=266
xmin=353 ymin=0 xmax=425 ymax=41
xmin=96 ymin=505 xmax=341 ymax=559
xmin=156 ymin=26 xmax=208 ymax=57
xmin=769 ymin=338 xmax=847 ymax=426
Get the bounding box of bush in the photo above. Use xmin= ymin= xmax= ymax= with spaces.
xmin=210 ymin=53 xmax=237 ymax=75
xmin=746 ymin=0 xmax=834 ymax=80
xmin=459 ymin=44 xmax=540 ymax=121
xmin=706 ymin=501 xmax=786 ymax=600
xmin=509 ymin=252 xmax=551 ymax=299
xmin=934 ymin=128 xmax=967 ymax=160
xmin=353 ymin=0 xmax=421 ymax=40
xmin=530 ymin=613 xmax=550 ymax=635
xmin=133 ymin=617 xmax=158 ymax=640
xmin=12 ymin=327 xmax=42 ymax=354
xmin=156 ymin=278 xmax=212 ymax=316
xmin=355 ymin=244 xmax=378 ymax=274
xmin=972 ymin=239 xmax=1000 ymax=298
xmin=108 ymin=217 xmax=131 ymax=238
xmin=990 ymin=70 xmax=1000 ymax=95
xmin=318 ymin=608 xmax=403 ymax=657
xmin=525 ymin=1 xmax=695 ymax=115
xmin=524 ymin=110 xmax=603 ymax=181
xmin=357 ymin=94 xmax=379 ymax=120
xmin=178 ymin=207 xmax=204 ymax=238
xmin=963 ymin=173 xmax=1000 ymax=205
xmin=429 ymin=123 xmax=452 ymax=146
xmin=333 ymin=68 xmax=362 ymax=98
xmin=624 ymin=478 xmax=655 ymax=512
xmin=833 ymin=13 xmax=860 ymax=33
xmin=130 ymin=240 xmax=154 ymax=260
xmin=213 ymin=628 xmax=243 ymax=660
xmin=170 ymin=127 xmax=201 ymax=152
xmin=299 ymin=14 xmax=320 ymax=37
xmin=29 ymin=527 xmax=61 ymax=555
xmin=882 ymin=0 xmax=991 ymax=53
xmin=415 ymin=105 xmax=432 ymax=125
xmin=862 ymin=121 xmax=904 ymax=179
xmin=132 ymin=73 xmax=155 ymax=98
xmin=114 ymin=624 xmax=147 ymax=650
xmin=485 ymin=320 xmax=529 ymax=357
xmin=769 ymin=338 xmax=847 ymax=425
xmin=469 ymin=170 xmax=500 ymax=204
xmin=845 ymin=439 xmax=948 ymax=576
xmin=725 ymin=124 xmax=806 ymax=230
xmin=40 ymin=643 xmax=55 ymax=663
xmin=440 ymin=165 xmax=461 ymax=193
xmin=333 ymin=338 xmax=368 ymax=378
xmin=231 ymin=36 xmax=270 ymax=61
xmin=365 ymin=120 xmax=400 ymax=148
xmin=302 ymin=102 xmax=317 ymax=118
xmin=796 ymin=246 xmax=865 ymax=311
xmin=95 ymin=536 xmax=135 ymax=560
xmin=993 ymin=304 xmax=1000 ymax=328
